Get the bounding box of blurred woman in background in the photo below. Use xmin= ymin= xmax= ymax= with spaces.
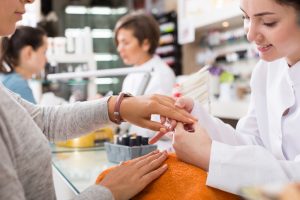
xmin=0 ymin=26 xmax=47 ymax=103
xmin=115 ymin=11 xmax=176 ymax=150
xmin=115 ymin=11 xmax=175 ymax=96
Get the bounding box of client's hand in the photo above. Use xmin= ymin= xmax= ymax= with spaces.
xmin=149 ymin=97 xmax=195 ymax=144
xmin=173 ymin=122 xmax=212 ymax=171
xmin=98 ymin=150 xmax=168 ymax=200
xmin=108 ymin=94 xmax=196 ymax=132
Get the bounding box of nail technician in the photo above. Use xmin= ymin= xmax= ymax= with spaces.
xmin=0 ymin=1 xmax=195 ymax=199
xmin=152 ymin=0 xmax=300 ymax=194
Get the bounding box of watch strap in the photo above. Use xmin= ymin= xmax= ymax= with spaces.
xmin=113 ymin=92 xmax=132 ymax=124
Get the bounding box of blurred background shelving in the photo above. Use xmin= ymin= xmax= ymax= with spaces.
xmin=45 ymin=0 xmax=182 ymax=101
xmin=20 ymin=0 xmax=257 ymax=123
xmin=154 ymin=11 xmax=182 ymax=75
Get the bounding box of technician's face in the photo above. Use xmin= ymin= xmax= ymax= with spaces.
xmin=116 ymin=28 xmax=150 ymax=65
xmin=241 ymin=0 xmax=300 ymax=65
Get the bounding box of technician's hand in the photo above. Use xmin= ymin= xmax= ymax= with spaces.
xmin=108 ymin=94 xmax=196 ymax=131
xmin=173 ymin=122 xmax=212 ymax=171
xmin=149 ymin=97 xmax=195 ymax=144
xmin=280 ymin=183 xmax=300 ymax=200
xmin=174 ymin=96 xmax=194 ymax=112
xmin=99 ymin=150 xmax=168 ymax=200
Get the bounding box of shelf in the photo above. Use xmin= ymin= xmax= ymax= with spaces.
xmin=213 ymin=42 xmax=254 ymax=57
xmin=94 ymin=53 xmax=118 ymax=62
xmin=47 ymin=54 xmax=92 ymax=64
xmin=47 ymin=53 xmax=119 ymax=64
xmin=65 ymin=28 xmax=113 ymax=39
xmin=156 ymin=45 xmax=175 ymax=55
xmin=194 ymin=3 xmax=242 ymax=30
xmin=154 ymin=11 xmax=182 ymax=75
xmin=65 ymin=6 xmax=127 ymax=15
xmin=178 ymin=0 xmax=243 ymax=44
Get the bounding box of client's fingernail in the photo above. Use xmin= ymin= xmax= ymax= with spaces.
xmin=160 ymin=128 xmax=167 ymax=133
xmin=190 ymin=119 xmax=196 ymax=123
xmin=152 ymin=150 xmax=159 ymax=154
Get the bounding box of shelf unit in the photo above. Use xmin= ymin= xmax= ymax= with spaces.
xmin=154 ymin=11 xmax=182 ymax=75
xmin=63 ymin=4 xmax=129 ymax=95
xmin=63 ymin=5 xmax=127 ymax=64
xmin=47 ymin=27 xmax=98 ymax=99
xmin=47 ymin=67 xmax=153 ymax=97
xmin=177 ymin=0 xmax=242 ymax=44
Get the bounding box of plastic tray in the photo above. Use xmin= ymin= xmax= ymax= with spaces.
xmin=104 ymin=142 xmax=157 ymax=163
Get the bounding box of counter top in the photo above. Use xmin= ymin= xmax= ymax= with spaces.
xmin=51 ymin=145 xmax=115 ymax=194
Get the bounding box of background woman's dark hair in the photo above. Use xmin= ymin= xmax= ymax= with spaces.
xmin=114 ymin=11 xmax=160 ymax=55
xmin=0 ymin=26 xmax=46 ymax=73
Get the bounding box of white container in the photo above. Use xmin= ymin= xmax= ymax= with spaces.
xmin=219 ymin=82 xmax=234 ymax=101
xmin=66 ymin=37 xmax=75 ymax=54
xmin=53 ymin=37 xmax=66 ymax=55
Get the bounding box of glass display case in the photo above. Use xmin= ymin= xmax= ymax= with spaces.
xmin=51 ymin=145 xmax=115 ymax=194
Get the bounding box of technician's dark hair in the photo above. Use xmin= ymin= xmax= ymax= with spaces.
xmin=0 ymin=26 xmax=46 ymax=73
xmin=114 ymin=11 xmax=160 ymax=55
xmin=274 ymin=0 xmax=300 ymax=24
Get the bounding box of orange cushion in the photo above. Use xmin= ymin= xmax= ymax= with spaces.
xmin=96 ymin=154 xmax=239 ymax=200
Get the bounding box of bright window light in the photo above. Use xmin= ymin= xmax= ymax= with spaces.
xmin=65 ymin=6 xmax=127 ymax=15
xmin=114 ymin=8 xmax=128 ymax=15
xmin=92 ymin=29 xmax=113 ymax=38
xmin=89 ymin=7 xmax=112 ymax=15
xmin=65 ymin=6 xmax=88 ymax=14
xmin=94 ymin=78 xmax=119 ymax=85
xmin=65 ymin=28 xmax=83 ymax=37
xmin=94 ymin=54 xmax=118 ymax=62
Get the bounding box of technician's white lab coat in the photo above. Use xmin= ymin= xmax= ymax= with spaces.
xmin=122 ymin=55 xmax=175 ymax=96
xmin=191 ymin=58 xmax=300 ymax=194
xmin=122 ymin=55 xmax=176 ymax=150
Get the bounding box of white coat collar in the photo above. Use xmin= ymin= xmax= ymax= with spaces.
xmin=287 ymin=60 xmax=300 ymax=86
xmin=133 ymin=55 xmax=159 ymax=71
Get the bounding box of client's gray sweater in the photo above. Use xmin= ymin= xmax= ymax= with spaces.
xmin=0 ymin=83 xmax=114 ymax=200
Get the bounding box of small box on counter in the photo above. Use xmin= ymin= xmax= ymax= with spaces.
xmin=104 ymin=135 xmax=157 ymax=163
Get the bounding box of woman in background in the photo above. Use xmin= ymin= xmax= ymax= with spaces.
xmin=115 ymin=11 xmax=176 ymax=150
xmin=115 ymin=11 xmax=175 ymax=96
xmin=0 ymin=26 xmax=47 ymax=103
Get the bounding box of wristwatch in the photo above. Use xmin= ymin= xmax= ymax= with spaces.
xmin=113 ymin=92 xmax=133 ymax=124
